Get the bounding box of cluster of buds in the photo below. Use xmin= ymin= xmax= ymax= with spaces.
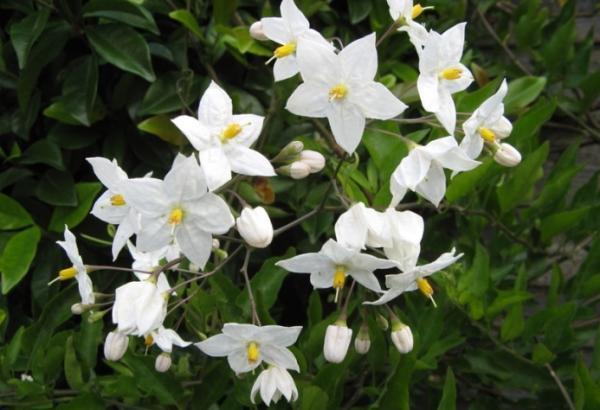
xmin=273 ymin=141 xmax=326 ymax=180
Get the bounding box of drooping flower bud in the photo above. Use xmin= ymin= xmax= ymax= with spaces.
xmin=390 ymin=319 xmax=413 ymax=354
xmin=155 ymin=352 xmax=172 ymax=372
xmin=249 ymin=21 xmax=268 ymax=41
xmin=493 ymin=143 xmax=522 ymax=167
xmin=376 ymin=313 xmax=389 ymax=331
xmin=323 ymin=320 xmax=353 ymax=363
xmin=271 ymin=141 xmax=304 ymax=163
xmin=71 ymin=303 xmax=87 ymax=315
xmin=299 ymin=150 xmax=326 ymax=173
xmin=236 ymin=206 xmax=273 ymax=248
xmin=354 ymin=324 xmax=371 ymax=354
xmin=104 ymin=331 xmax=129 ymax=361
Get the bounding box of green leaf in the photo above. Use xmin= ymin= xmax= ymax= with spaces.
xmin=169 ymin=10 xmax=204 ymax=40
xmin=299 ymin=385 xmax=329 ymax=410
xmin=446 ymin=159 xmax=495 ymax=203
xmin=64 ymin=335 xmax=85 ymax=390
xmin=86 ymin=24 xmax=156 ymax=82
xmin=20 ymin=139 xmax=64 ymax=170
xmin=500 ymin=304 xmax=525 ymax=342
xmin=532 ymin=343 xmax=555 ymax=365
xmin=35 ymin=169 xmax=77 ymax=207
xmin=213 ymin=0 xmax=238 ymax=25
xmin=0 ymin=226 xmax=41 ymax=294
xmin=9 ymin=10 xmax=50 ymax=69
xmin=539 ymin=206 xmax=596 ymax=242
xmin=60 ymin=55 xmax=99 ymax=126
xmin=511 ymin=97 xmax=556 ymax=150
xmin=48 ymin=182 xmax=102 ymax=232
xmin=0 ymin=193 xmax=33 ymax=230
xmin=138 ymin=71 xmax=202 ymax=116
xmin=137 ymin=115 xmax=186 ymax=146
xmin=437 ymin=367 xmax=456 ymax=410
xmin=504 ymin=76 xmax=547 ymax=114
xmin=348 ymin=0 xmax=372 ymax=23
xmin=575 ymin=358 xmax=600 ymax=410
xmin=83 ymin=0 xmax=159 ymax=34
xmin=378 ymin=355 xmax=415 ymax=410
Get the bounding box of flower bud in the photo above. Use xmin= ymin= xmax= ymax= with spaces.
xmin=493 ymin=143 xmax=521 ymax=167
xmin=236 ymin=206 xmax=273 ymax=248
xmin=212 ymin=239 xmax=220 ymax=250
xmin=104 ymin=331 xmax=129 ymax=361
xmin=323 ymin=321 xmax=353 ymax=363
xmin=155 ymin=352 xmax=172 ymax=373
xmin=271 ymin=141 xmax=304 ymax=163
xmin=376 ymin=313 xmax=389 ymax=331
xmin=71 ymin=303 xmax=87 ymax=315
xmin=299 ymin=150 xmax=326 ymax=173
xmin=390 ymin=321 xmax=413 ymax=354
xmin=290 ymin=161 xmax=311 ymax=179
xmin=249 ymin=21 xmax=268 ymax=41
xmin=354 ymin=324 xmax=371 ymax=355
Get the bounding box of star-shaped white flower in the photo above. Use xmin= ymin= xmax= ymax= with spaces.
xmin=171 ymin=82 xmax=275 ymax=191
xmin=334 ymin=202 xmax=393 ymax=251
xmin=387 ymin=0 xmax=431 ymax=51
xmin=196 ymin=323 xmax=302 ymax=374
xmin=365 ymin=248 xmax=462 ymax=305
xmin=147 ymin=326 xmax=191 ymax=353
xmin=112 ymin=279 xmax=169 ymax=336
xmin=461 ymin=79 xmax=512 ymax=160
xmin=261 ymin=0 xmax=333 ymax=81
xmin=87 ymin=157 xmax=140 ymax=260
xmin=55 ymin=226 xmax=94 ymax=305
xmin=276 ymin=239 xmax=396 ymax=295
xmin=390 ymin=136 xmax=480 ymax=207
xmin=121 ymin=154 xmax=234 ymax=268
xmin=417 ymin=23 xmax=473 ymax=134
xmin=251 ymin=366 xmax=298 ymax=405
xmin=286 ymin=33 xmax=407 ymax=154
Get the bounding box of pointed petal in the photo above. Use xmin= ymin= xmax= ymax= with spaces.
xmin=120 ymin=178 xmax=167 ymax=217
xmin=186 ymin=193 xmax=234 ymax=234
xmin=296 ymin=39 xmax=339 ymax=85
xmin=171 ymin=115 xmax=211 ymax=151
xmin=261 ymin=17 xmax=293 ymax=44
xmin=198 ymin=81 xmax=233 ymax=128
xmin=261 ymin=345 xmax=299 ymax=371
xmin=199 ymin=147 xmax=232 ymax=191
xmin=274 ymin=55 xmax=299 ymax=81
xmin=415 ymin=162 xmax=446 ymax=206
xmin=434 ymin=88 xmax=457 ymax=135
xmin=257 ymin=325 xmax=302 ymax=347
xmin=225 ymin=145 xmax=276 ymax=177
xmin=399 ymin=149 xmax=431 ymax=189
xmin=86 ymin=157 xmax=126 ymax=189
xmin=285 ymin=83 xmax=329 ymax=118
xmin=175 ymin=221 xmax=213 ymax=268
xmin=276 ymin=253 xmax=333 ymax=274
xmin=339 ymin=33 xmax=377 ymax=83
xmin=164 ymin=155 xmax=207 ymax=202
xmin=231 ymin=114 xmax=264 ymax=147
xmin=280 ymin=0 xmax=309 ymax=34
xmin=327 ymin=102 xmax=365 ymax=154
xmin=196 ymin=334 xmax=243 ymax=356
xmin=417 ymin=73 xmax=440 ymax=112
xmin=352 ymin=82 xmax=407 ymax=120
xmin=347 ymin=269 xmax=382 ymax=292
xmin=228 ymin=348 xmax=260 ymax=373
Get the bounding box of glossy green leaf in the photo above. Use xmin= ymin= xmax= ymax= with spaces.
xmin=504 ymin=76 xmax=547 ymax=114
xmin=48 ymin=182 xmax=102 ymax=232
xmin=0 ymin=193 xmax=33 ymax=230
xmin=0 ymin=226 xmax=41 ymax=294
xmin=169 ymin=10 xmax=204 ymax=40
xmin=9 ymin=10 xmax=49 ymax=68
xmin=83 ymin=0 xmax=159 ymax=34
xmin=137 ymin=115 xmax=186 ymax=146
xmin=35 ymin=169 xmax=77 ymax=207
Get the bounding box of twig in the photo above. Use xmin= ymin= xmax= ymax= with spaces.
xmin=240 ymin=248 xmax=261 ymax=325
xmin=376 ymin=21 xmax=401 ymax=47
xmin=311 ymin=119 xmax=346 ymax=158
xmin=545 ymin=363 xmax=576 ymax=410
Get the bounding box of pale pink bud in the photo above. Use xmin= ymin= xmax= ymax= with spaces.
xmin=155 ymin=352 xmax=172 ymax=372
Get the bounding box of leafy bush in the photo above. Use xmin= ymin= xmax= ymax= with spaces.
xmin=0 ymin=0 xmax=598 ymax=408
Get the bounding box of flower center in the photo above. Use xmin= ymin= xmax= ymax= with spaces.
xmin=144 ymin=334 xmax=154 ymax=346
xmin=333 ymin=265 xmax=347 ymax=289
xmin=478 ymin=127 xmax=496 ymax=143
xmin=168 ymin=207 xmax=184 ymax=225
xmin=329 ymin=84 xmax=348 ymax=101
xmin=274 ymin=42 xmax=296 ymax=58
xmin=110 ymin=194 xmax=126 ymax=206
xmin=412 ymin=4 xmax=425 ymax=19
xmin=247 ymin=342 xmax=260 ymax=363
xmin=220 ymin=123 xmax=242 ymax=142
xmin=59 ymin=266 xmax=78 ymax=281
xmin=440 ymin=68 xmax=462 ymax=80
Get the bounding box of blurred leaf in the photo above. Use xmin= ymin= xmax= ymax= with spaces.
xmin=83 ymin=0 xmax=159 ymax=34
xmin=299 ymin=385 xmax=329 ymax=410
xmin=348 ymin=0 xmax=372 ymax=23
xmin=137 ymin=115 xmax=186 ymax=146
xmin=48 ymin=182 xmax=102 ymax=231
xmin=138 ymin=71 xmax=202 ymax=116
xmin=504 ymin=76 xmax=546 ymax=114
xmin=532 ymin=343 xmax=555 ymax=365
xmin=64 ymin=335 xmax=85 ymax=390
xmin=20 ymin=139 xmax=64 ymax=170
xmin=169 ymin=10 xmax=205 ymax=40
xmin=0 ymin=193 xmax=33 ymax=230
xmin=575 ymin=358 xmax=600 ymax=410
xmin=437 ymin=367 xmax=456 ymax=410
xmin=35 ymin=169 xmax=77 ymax=206
xmin=9 ymin=9 xmax=49 ymax=69
xmin=59 ymin=55 xmax=99 ymax=126
xmin=0 ymin=226 xmax=41 ymax=294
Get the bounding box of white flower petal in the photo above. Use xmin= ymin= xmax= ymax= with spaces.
xmin=186 ymin=193 xmax=234 ymax=234
xmin=199 ymin=147 xmax=232 ymax=191
xmin=340 ymin=33 xmax=377 ymax=83
xmin=225 ymin=145 xmax=276 ymax=177
xmin=285 ymin=83 xmax=329 ymax=118
xmin=434 ymin=88 xmax=457 ymax=135
xmin=86 ymin=157 xmax=126 ymax=189
xmin=120 ymin=178 xmax=167 ymax=217
xmin=296 ymin=38 xmax=339 ymax=85
xmin=347 ymin=269 xmax=382 ymax=293
xmin=195 ymin=334 xmax=243 ymax=356
xmin=399 ymin=149 xmax=431 ymax=189
xmin=327 ymin=102 xmax=365 ymax=154
xmin=274 ymin=54 xmax=299 ymax=81
xmin=231 ymin=114 xmax=264 ymax=147
xmin=261 ymin=17 xmax=293 ymax=44
xmin=280 ymin=0 xmax=310 ymax=34
xmin=417 ymin=73 xmax=439 ymax=113
xmin=228 ymin=348 xmax=260 ymax=373
xmin=276 ymin=253 xmax=333 ymax=275
xmin=198 ymin=81 xmax=233 ymax=128
xmin=171 ymin=115 xmax=211 ymax=151
xmin=261 ymin=345 xmax=299 ymax=371
xmin=175 ymin=221 xmax=213 ymax=268
xmin=415 ymin=161 xmax=446 ymax=206
xmin=352 ymin=82 xmax=407 ymax=120
xmin=257 ymin=325 xmax=302 ymax=347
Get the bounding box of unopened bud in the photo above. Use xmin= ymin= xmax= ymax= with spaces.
xmin=272 ymin=141 xmax=305 ymax=163
xmin=236 ymin=206 xmax=273 ymax=248
xmin=212 ymin=239 xmax=220 ymax=250
xmin=323 ymin=320 xmax=353 ymax=363
xmin=376 ymin=313 xmax=389 ymax=331
xmin=390 ymin=320 xmax=413 ymax=354
xmin=249 ymin=21 xmax=268 ymax=41
xmin=354 ymin=324 xmax=371 ymax=354
xmin=88 ymin=309 xmax=109 ymax=323
xmin=299 ymin=150 xmax=326 ymax=173
xmin=155 ymin=352 xmax=172 ymax=372
xmin=493 ymin=143 xmax=521 ymax=167
xmin=104 ymin=331 xmax=129 ymax=361
xmin=71 ymin=303 xmax=88 ymax=315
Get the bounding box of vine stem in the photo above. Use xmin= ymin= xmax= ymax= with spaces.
xmin=376 ymin=20 xmax=401 ymax=47
xmin=241 ymin=247 xmax=261 ymax=326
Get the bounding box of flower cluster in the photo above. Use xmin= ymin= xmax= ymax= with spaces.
xmin=49 ymin=0 xmax=524 ymax=405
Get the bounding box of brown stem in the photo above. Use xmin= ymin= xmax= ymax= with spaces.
xmin=240 ymin=248 xmax=261 ymax=325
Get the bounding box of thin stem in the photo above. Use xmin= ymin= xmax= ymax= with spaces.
xmin=545 ymin=363 xmax=575 ymax=410
xmin=376 ymin=20 xmax=401 ymax=47
xmin=389 ymin=115 xmax=436 ymax=124
xmin=311 ymin=119 xmax=346 ymax=158
xmin=86 ymin=265 xmax=152 ymax=275
xmin=341 ymin=280 xmax=356 ymax=316
xmin=150 ymin=257 xmax=185 ymax=282
xmin=241 ymin=248 xmax=261 ymax=325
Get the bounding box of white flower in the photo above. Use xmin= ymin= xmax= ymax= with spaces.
xmin=20 ymin=374 xmax=34 ymax=382
xmin=261 ymin=0 xmax=333 ymax=81
xmin=493 ymin=142 xmax=522 ymax=167
xmin=104 ymin=330 xmax=129 ymax=361
xmin=417 ymin=23 xmax=473 ymax=134
xmin=390 ymin=136 xmax=480 ymax=207
xmin=381 ymin=209 xmax=424 ymax=273
xmin=121 ymin=155 xmax=234 ymax=268
xmin=236 ymin=207 xmax=273 ymax=248
xmin=146 ymin=326 xmax=191 ymax=353
xmin=365 ymin=248 xmax=463 ymax=306
xmin=299 ymin=150 xmax=325 ymax=173
xmin=126 ymin=242 xmax=178 ymax=292
xmin=53 ymin=227 xmax=94 ymax=305
xmin=390 ymin=322 xmax=413 ymax=353
xmin=323 ymin=321 xmax=352 ymax=363
xmin=112 ymin=279 xmax=169 ymax=336
xmin=286 ymin=33 xmax=407 ymax=154
xmin=276 ymin=239 xmax=396 ymax=296
xmin=387 ymin=0 xmax=431 ymax=50
xmin=334 ymin=203 xmax=394 ymax=250
xmin=196 ymin=323 xmax=302 ymax=374
xmin=87 ymin=157 xmax=140 ymax=260
xmin=171 ymin=82 xmax=275 ymax=191
xmin=251 ymin=366 xmax=299 ymax=405
xmin=155 ymin=352 xmax=172 ymax=373
xmin=461 ymin=79 xmax=512 ymax=160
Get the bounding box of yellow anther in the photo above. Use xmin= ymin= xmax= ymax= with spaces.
xmin=110 ymin=194 xmax=126 ymax=206
xmin=479 ymin=127 xmax=496 ymax=143
xmin=168 ymin=208 xmax=184 ymax=225
xmin=329 ymin=84 xmax=348 ymax=101
xmin=416 ymin=278 xmax=433 ymax=297
xmin=274 ymin=42 xmax=296 ymax=58
xmin=247 ymin=342 xmax=260 ymax=363
xmin=58 ymin=266 xmax=78 ymax=281
xmin=144 ymin=335 xmax=154 ymax=346
xmin=412 ymin=4 xmax=425 ymax=19
xmin=440 ymin=68 xmax=463 ymax=80
xmin=333 ymin=265 xmax=347 ymax=289
xmin=221 ymin=123 xmax=242 ymax=141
